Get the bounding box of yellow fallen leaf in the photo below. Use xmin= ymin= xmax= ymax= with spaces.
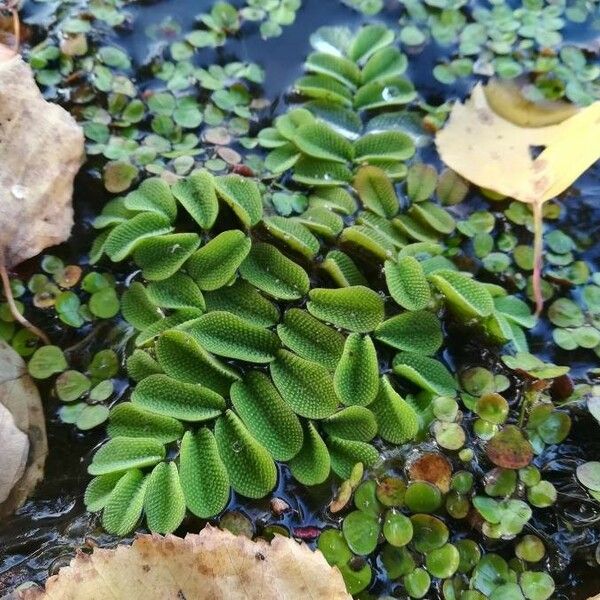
xmin=10 ymin=526 xmax=351 ymax=600
xmin=435 ymin=83 xmax=600 ymax=313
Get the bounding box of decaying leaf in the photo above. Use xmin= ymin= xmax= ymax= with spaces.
xmin=0 ymin=52 xmax=84 ymax=341
xmin=0 ymin=340 xmax=48 ymax=518
xmin=10 ymin=526 xmax=351 ymax=599
xmin=436 ymin=83 xmax=600 ymax=313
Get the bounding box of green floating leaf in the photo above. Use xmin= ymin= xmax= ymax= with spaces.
xmin=375 ymin=311 xmax=443 ymax=355
xmin=327 ymin=435 xmax=379 ymax=479
xmin=231 ymin=371 xmax=303 ymax=461
xmin=204 ymin=279 xmax=279 ymax=327
xmin=270 ymin=349 xmax=339 ymax=419
xmin=262 ymin=216 xmax=320 ymax=259
xmin=84 ymin=472 xmax=124 ymax=512
xmin=101 ymin=468 xmax=148 ymax=535
xmin=354 ymin=131 xmax=416 ymax=162
xmin=309 ymin=186 xmax=357 ymax=215
xmin=186 ymin=230 xmax=251 ymax=291
xmin=410 ymin=201 xmax=455 ymax=235
xmin=107 ymin=403 xmax=184 ymax=443
xmin=172 ymin=170 xmax=219 ymax=230
xmin=55 ymin=370 xmax=90 ymax=402
xmin=306 ymin=51 xmax=361 ymax=89
xmin=133 ymin=233 xmax=201 ymax=281
xmin=308 ymin=286 xmax=385 ymax=332
xmin=292 ymin=156 xmax=353 ymax=186
xmin=183 ymin=311 xmax=280 ymax=362
xmin=334 ymin=333 xmax=379 ymax=407
xmin=93 ymin=198 xmax=136 ymax=230
xmin=349 ymin=24 xmax=395 ymax=63
xmin=339 ymin=225 xmax=396 ymax=261
xmin=392 ymin=352 xmax=457 ymax=396
xmin=354 ymin=165 xmax=399 ymax=218
xmin=28 ymin=345 xmax=68 ymax=379
xmin=135 ymin=309 xmax=203 ymax=346
xmin=239 ymin=242 xmax=309 ymax=300
xmin=88 ymin=436 xmax=165 ymax=476
xmin=323 ymin=406 xmax=377 ymax=441
xmin=213 ymin=173 xmax=262 ymax=227
xmin=104 ymin=213 xmax=173 ymax=262
xmin=265 ymin=143 xmax=301 ymax=173
xmin=124 ymin=177 xmax=177 ymax=221
xmin=361 ymin=47 xmax=408 ymax=84
xmin=275 ymin=107 xmax=316 ymax=140
xmin=214 ymin=410 xmax=277 ymax=499
xmin=370 ymin=376 xmax=419 ymax=444
xmin=430 ymin=270 xmax=494 ymax=318
xmin=321 ymin=250 xmax=367 ymax=287
xmin=407 ymin=163 xmax=438 ymax=202
xmin=358 ymin=211 xmax=407 ymax=249
xmin=293 ymin=206 xmax=344 ymax=240
xmin=146 ymin=273 xmax=206 ymax=310
xmin=295 ymin=74 xmax=353 ymax=107
xmin=385 ymin=256 xmax=431 ymax=311
xmin=354 ymin=77 xmax=416 ymax=110
xmin=121 ymin=282 xmax=162 ymax=330
xmin=126 ymin=349 xmax=162 ymax=382
xmin=277 ymin=308 xmax=345 ymax=371
xmin=144 ymin=462 xmax=186 ymax=534
xmin=289 ymin=421 xmax=331 ymax=485
xmin=292 ymin=121 xmax=354 ymax=164
xmin=342 ymin=510 xmax=380 ymax=556
xmin=393 ymin=213 xmax=439 ymax=243
xmin=179 ymin=428 xmax=230 ymax=518
xmin=131 ymin=374 xmax=225 ymax=422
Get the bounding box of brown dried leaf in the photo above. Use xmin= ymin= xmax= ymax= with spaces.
xmin=0 ymin=54 xmax=84 ymax=268
xmin=407 ymin=451 xmax=453 ymax=493
xmin=0 ymin=340 xmax=47 ymax=518
xmin=13 ymin=526 xmax=351 ymax=600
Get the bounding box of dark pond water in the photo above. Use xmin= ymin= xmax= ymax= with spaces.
xmin=1 ymin=0 xmax=600 ymax=597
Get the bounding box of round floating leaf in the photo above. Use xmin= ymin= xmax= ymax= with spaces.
xmin=55 ymin=370 xmax=91 ymax=402
xmin=354 ymin=479 xmax=381 ymax=516
xmin=318 ymin=529 xmax=353 ymax=567
xmin=204 ymin=280 xmax=279 ymax=327
xmin=240 ymin=242 xmax=310 ymax=300
xmin=288 ymin=421 xmax=331 ymax=485
xmin=214 ymin=410 xmax=277 ymax=499
xmin=410 ymin=514 xmax=449 ymax=552
xmin=323 ymin=406 xmax=377 ymax=441
xmin=520 ymin=571 xmax=555 ymax=600
xmin=430 ymin=270 xmax=494 ymax=318
xmin=403 ymin=567 xmax=431 ymax=599
xmin=28 ymin=345 xmax=68 ymax=379
xmin=385 ymin=256 xmax=431 ymax=311
xmin=515 ymin=535 xmax=545 ymax=563
xmin=213 ymin=174 xmax=262 ymax=227
xmin=133 ymin=233 xmax=201 ymax=281
xmin=342 ymin=510 xmax=380 ymax=556
xmin=392 ymin=352 xmax=457 ymax=396
xmin=334 ymin=334 xmax=379 ymax=407
xmin=527 ymin=481 xmax=557 ymax=507
xmin=262 ymin=215 xmax=320 ymax=259
xmin=186 ymin=230 xmax=251 ymax=291
xmin=104 ymin=213 xmax=173 ymax=262
xmin=277 ymin=308 xmax=345 ymax=370
xmin=131 ymin=374 xmax=225 ymax=422
xmin=426 ymin=543 xmax=460 ymax=578
xmin=370 ymin=376 xmax=419 ymax=444
xmin=472 ymin=554 xmax=513 ymax=596
xmin=405 ymin=481 xmax=442 ymax=513
xmin=537 ymin=410 xmax=571 ymax=444
xmin=84 ymin=472 xmax=124 ymax=512
xmin=270 ymin=350 xmax=339 ymax=419
xmin=171 ymin=170 xmax=219 ymax=230
xmin=144 ymin=462 xmax=186 ymax=534
xmin=146 ymin=273 xmax=206 ymax=311
xmin=292 ymin=121 xmax=354 ymax=163
xmin=107 ymin=403 xmax=184 ymax=443
xmin=353 ymin=165 xmax=399 ymax=218
xmin=230 ymin=371 xmax=303 ymax=461
xmin=476 ymin=393 xmax=509 ymax=425
xmin=101 ymin=468 xmax=148 ymax=535
xmin=408 ymin=452 xmax=452 ymax=493
xmin=376 ymin=477 xmax=406 ymax=507
xmin=179 ymin=428 xmax=229 ymax=518
xmin=456 ymin=539 xmax=482 ymax=573
xmin=486 ymin=426 xmax=534 ymax=469
xmin=88 ymin=437 xmax=165 ymax=476
xmin=327 ymin=435 xmax=379 ymax=479
xmin=375 ymin=310 xmax=442 ymax=355
xmin=383 ymin=510 xmax=413 ymax=547
xmin=381 ymin=544 xmax=415 ymax=579
xmin=576 ymin=461 xmax=600 ymax=491
xmin=183 ymin=311 xmax=280 ymax=363
xmin=338 ymin=562 xmax=372 ymax=596
xmin=308 ymin=286 xmax=385 ymax=332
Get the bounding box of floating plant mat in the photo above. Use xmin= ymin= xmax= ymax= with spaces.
xmin=1 ymin=0 xmax=600 ymax=599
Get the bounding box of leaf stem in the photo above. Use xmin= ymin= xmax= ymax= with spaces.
xmin=532 ymin=200 xmax=544 ymax=317
xmin=0 ymin=254 xmax=51 ymax=345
